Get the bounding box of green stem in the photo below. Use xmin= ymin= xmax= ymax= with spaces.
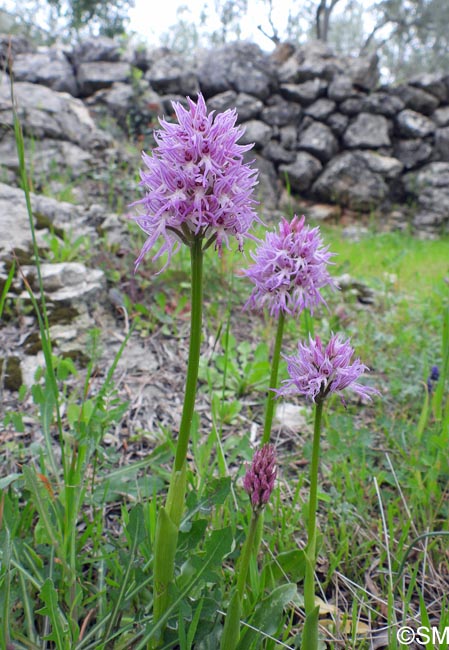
xmin=237 ymin=510 xmax=260 ymax=599
xmin=304 ymin=399 xmax=324 ymax=618
xmin=174 ymin=236 xmax=203 ymax=473
xmin=262 ymin=312 xmax=285 ymax=445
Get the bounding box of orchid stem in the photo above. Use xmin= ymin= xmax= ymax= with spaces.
xmin=262 ymin=311 xmax=285 ymax=445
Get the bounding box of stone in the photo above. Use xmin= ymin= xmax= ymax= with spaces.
xmin=298 ymin=121 xmax=338 ymax=162
xmin=0 ymin=81 xmax=110 ymax=150
xmin=71 ymin=36 xmax=122 ymax=64
xmin=435 ymin=127 xmax=449 ymax=161
xmin=197 ymin=42 xmax=275 ymax=100
xmin=362 ymin=92 xmax=405 ymax=116
xmin=261 ymin=95 xmax=302 ymax=126
xmin=279 ymin=79 xmax=327 ymax=105
xmin=249 ymin=153 xmax=280 ymax=209
xmin=410 ymin=73 xmax=448 ymax=103
xmin=392 ymin=84 xmax=439 ymax=115
xmin=262 ymin=140 xmax=297 ymax=164
xmin=326 ymin=112 xmax=349 ymax=136
xmin=339 ymin=97 xmax=365 ymax=116
xmin=345 ymin=53 xmax=379 ymax=90
xmin=394 ymin=139 xmax=433 ymax=169
xmin=327 ymin=75 xmax=356 ymax=101
xmin=279 ymin=124 xmax=298 ymax=150
xmin=357 ymin=151 xmax=403 ymax=179
xmin=76 ymin=61 xmax=131 ymax=97
xmin=146 ymin=53 xmax=199 ymax=96
xmin=343 ymin=113 xmax=391 ymax=148
xmin=20 ymin=262 xmax=105 ymax=306
xmin=433 ymin=106 xmax=449 ymax=127
xmin=395 ymin=109 xmax=435 ymax=138
xmin=206 ymin=91 xmax=263 ymax=123
xmin=304 ymin=98 xmax=336 ymax=120
xmin=279 ymin=152 xmax=322 ymax=193
xmin=312 ymin=152 xmax=389 ymax=210
xmin=0 ymin=183 xmax=102 ymax=266
xmin=12 ymin=48 xmax=78 ymax=96
xmin=0 ymin=34 xmax=32 ymax=66
xmin=0 ymin=137 xmax=93 ymax=178
xmin=403 ymin=162 xmax=449 ymax=232
xmin=239 ymin=119 xmax=273 ymax=149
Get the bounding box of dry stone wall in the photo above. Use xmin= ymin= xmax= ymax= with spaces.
xmin=2 ymin=34 xmax=449 ymax=234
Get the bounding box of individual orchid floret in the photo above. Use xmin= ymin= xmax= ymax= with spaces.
xmin=243 ymin=444 xmax=277 ymax=510
xmin=130 ymin=93 xmax=259 ymax=271
xmin=278 ymin=334 xmax=379 ymax=403
xmin=243 ymin=214 xmax=336 ymax=317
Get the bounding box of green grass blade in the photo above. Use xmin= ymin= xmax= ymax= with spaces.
xmin=0 ymin=261 xmax=15 ymax=321
xmin=36 ymin=578 xmax=71 ymax=649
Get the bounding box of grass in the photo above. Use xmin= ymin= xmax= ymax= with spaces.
xmin=1 ymin=100 xmax=449 ymax=648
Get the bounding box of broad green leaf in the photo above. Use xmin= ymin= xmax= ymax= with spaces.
xmin=36 ymin=578 xmax=70 ymax=648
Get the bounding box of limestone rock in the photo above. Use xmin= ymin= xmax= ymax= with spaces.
xmin=404 ymin=162 xmax=449 ymax=232
xmin=298 ymin=121 xmax=338 ymax=162
xmin=326 ymin=112 xmax=349 ymax=136
xmin=304 ymin=98 xmax=336 ymax=120
xmin=206 ymin=91 xmax=263 ymax=123
xmin=279 ymin=79 xmax=327 ymax=104
xmin=71 ymin=36 xmax=122 ymax=64
xmin=239 ymin=119 xmax=273 ymax=148
xmin=343 ymin=113 xmax=391 ymax=148
xmin=434 ymin=127 xmax=449 ymax=161
xmin=0 ymin=80 xmax=110 ymax=150
xmin=395 ymin=109 xmax=435 ymax=138
xmin=146 ymin=53 xmax=199 ymax=96
xmin=327 ymin=75 xmax=357 ymax=101
xmin=392 ymin=84 xmax=439 ymax=115
xmin=262 ymin=141 xmax=296 ymax=164
xmin=197 ymin=42 xmax=275 ymax=100
xmin=394 ymin=139 xmax=433 ymax=169
xmin=280 ymin=152 xmax=322 ymax=193
xmin=410 ymin=73 xmax=448 ymax=103
xmin=21 ymin=262 xmax=105 ymax=306
xmin=312 ymin=152 xmax=389 ymax=210
xmin=76 ymin=61 xmax=131 ymax=97
xmin=362 ymin=92 xmax=405 ymax=116
xmin=433 ymin=106 xmax=449 ymax=127
xmin=12 ymin=48 xmax=78 ymax=96
xmin=261 ymin=95 xmax=302 ymax=126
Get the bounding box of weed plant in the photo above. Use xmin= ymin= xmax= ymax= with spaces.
xmin=1 ymin=88 xmax=449 ymax=650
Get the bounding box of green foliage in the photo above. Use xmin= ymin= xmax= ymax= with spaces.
xmin=46 ymin=0 xmax=134 ymax=37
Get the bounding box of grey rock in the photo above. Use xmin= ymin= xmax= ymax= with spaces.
xmin=249 ymin=153 xmax=280 ymax=209
xmin=312 ymin=152 xmax=389 ymax=210
xmin=0 ymin=137 xmax=93 ymax=178
xmin=0 ymin=81 xmax=110 ymax=150
xmin=298 ymin=121 xmax=338 ymax=162
xmin=21 ymin=262 xmax=105 ymax=306
xmin=279 ymin=124 xmax=298 ymax=150
xmin=197 ymin=42 xmax=275 ymax=100
xmin=357 ymin=150 xmax=403 ymax=179
xmin=304 ymin=98 xmax=336 ymax=120
xmin=261 ymin=95 xmax=302 ymax=126
xmin=433 ymin=106 xmax=449 ymax=127
xmin=71 ymin=36 xmax=121 ymax=64
xmin=339 ymin=97 xmax=365 ymax=116
xmin=279 ymin=152 xmax=322 ymax=193
xmin=77 ymin=61 xmax=131 ymax=97
xmin=279 ymin=79 xmax=327 ymax=104
xmin=12 ymin=48 xmax=78 ymax=96
xmin=394 ymin=139 xmax=433 ymax=169
xmin=362 ymin=92 xmax=405 ymax=116
xmin=327 ymin=75 xmax=357 ymax=101
xmin=262 ymin=140 xmax=297 ymax=164
xmin=146 ymin=54 xmax=199 ymax=96
xmin=207 ymin=91 xmax=263 ymax=123
xmin=395 ymin=109 xmax=435 ymax=138
xmin=410 ymin=73 xmax=448 ymax=103
xmin=345 ymin=53 xmax=379 ymax=90
xmin=404 ymin=162 xmax=449 ymax=231
xmin=326 ymin=112 xmax=349 ymax=136
xmin=435 ymin=127 xmax=449 ymax=161
xmin=343 ymin=113 xmax=391 ymax=148
xmin=0 ymin=34 xmax=32 ymax=66
xmin=239 ymin=120 xmax=273 ymax=148
xmin=392 ymin=84 xmax=439 ymax=115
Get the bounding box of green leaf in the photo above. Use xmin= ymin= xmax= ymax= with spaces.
xmin=36 ymin=578 xmax=70 ymax=648
xmin=236 ymin=583 xmax=297 ymax=650
xmin=262 ymin=549 xmax=306 ymax=585
xmin=0 ymin=473 xmax=22 ymax=490
xmin=301 ymin=605 xmax=320 ymax=650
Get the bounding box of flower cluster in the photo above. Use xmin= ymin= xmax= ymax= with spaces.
xmin=427 ymin=365 xmax=440 ymax=393
xmin=243 ymin=444 xmax=277 ymax=510
xmin=278 ymin=334 xmax=378 ymax=403
xmin=131 ymin=93 xmax=259 ymax=271
xmin=243 ymin=215 xmax=336 ymax=317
